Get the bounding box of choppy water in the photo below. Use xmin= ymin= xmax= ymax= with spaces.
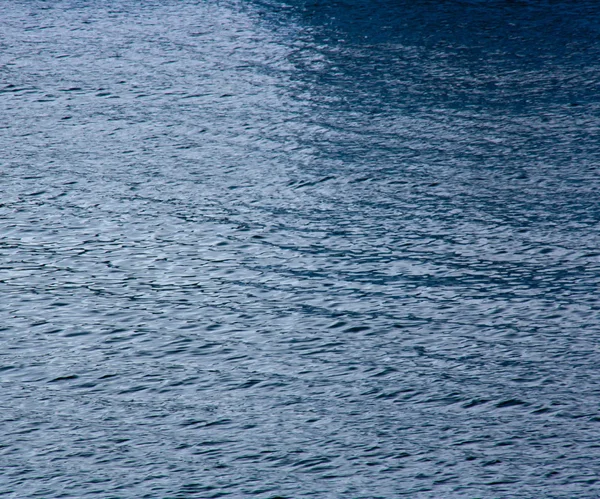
xmin=1 ymin=1 xmax=600 ymax=497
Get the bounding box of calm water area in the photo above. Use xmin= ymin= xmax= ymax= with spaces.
xmin=1 ymin=1 xmax=600 ymax=497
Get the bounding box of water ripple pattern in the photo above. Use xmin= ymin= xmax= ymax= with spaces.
xmin=1 ymin=1 xmax=600 ymax=497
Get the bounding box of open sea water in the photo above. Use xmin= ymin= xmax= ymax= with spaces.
xmin=1 ymin=1 xmax=600 ymax=497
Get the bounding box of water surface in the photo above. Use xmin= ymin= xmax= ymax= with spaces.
xmin=1 ymin=1 xmax=600 ymax=497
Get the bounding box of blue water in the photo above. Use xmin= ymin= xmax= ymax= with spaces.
xmin=1 ymin=1 xmax=600 ymax=497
